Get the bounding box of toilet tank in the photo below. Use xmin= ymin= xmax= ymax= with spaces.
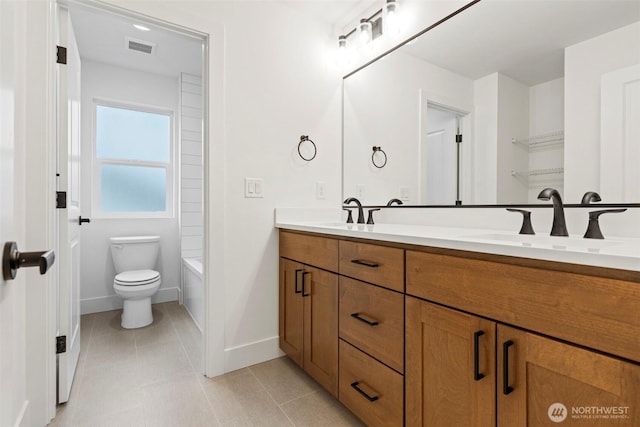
xmin=110 ymin=236 xmax=160 ymax=273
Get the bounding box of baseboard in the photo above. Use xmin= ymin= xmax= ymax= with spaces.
xmin=224 ymin=336 xmax=285 ymax=373
xmin=80 ymin=287 xmax=179 ymax=314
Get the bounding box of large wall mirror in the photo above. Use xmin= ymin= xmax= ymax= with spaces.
xmin=343 ymin=0 xmax=640 ymax=206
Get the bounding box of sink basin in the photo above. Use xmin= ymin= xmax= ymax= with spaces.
xmin=467 ymin=233 xmax=624 ymax=252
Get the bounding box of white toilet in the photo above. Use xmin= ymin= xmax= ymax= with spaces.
xmin=110 ymin=235 xmax=162 ymax=329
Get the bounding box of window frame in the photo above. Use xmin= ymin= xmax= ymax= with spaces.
xmin=91 ymin=99 xmax=176 ymax=219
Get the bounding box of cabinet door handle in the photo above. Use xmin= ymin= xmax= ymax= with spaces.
xmin=301 ymin=271 xmax=310 ymax=297
xmin=350 ymin=312 xmax=379 ymax=326
xmin=350 ymin=381 xmax=379 ymax=402
xmin=351 ymin=259 xmax=379 ymax=268
xmin=503 ymin=340 xmax=515 ymax=395
xmin=294 ymin=269 xmax=303 ymax=294
xmin=473 ymin=330 xmax=485 ymax=381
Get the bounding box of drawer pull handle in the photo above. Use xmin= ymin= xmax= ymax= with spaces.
xmin=302 ymin=271 xmax=311 ymax=297
xmin=350 ymin=312 xmax=379 ymax=326
xmin=350 ymin=381 xmax=379 ymax=402
xmin=473 ymin=330 xmax=485 ymax=381
xmin=351 ymin=259 xmax=379 ymax=268
xmin=294 ymin=269 xmax=303 ymax=294
xmin=503 ymin=340 xmax=514 ymax=395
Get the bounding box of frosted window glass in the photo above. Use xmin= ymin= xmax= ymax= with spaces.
xmin=101 ymin=164 xmax=166 ymax=212
xmin=96 ymin=105 xmax=170 ymax=162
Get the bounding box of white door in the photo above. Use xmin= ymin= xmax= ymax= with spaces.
xmin=0 ymin=1 xmax=30 ymax=425
xmin=422 ymin=106 xmax=459 ymax=204
xmin=600 ymin=64 xmax=640 ymax=202
xmin=56 ymin=5 xmax=82 ymax=404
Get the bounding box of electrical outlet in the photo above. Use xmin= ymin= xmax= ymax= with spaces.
xmin=400 ymin=186 xmax=410 ymax=201
xmin=245 ymin=178 xmax=264 ymax=198
xmin=316 ymin=182 xmax=326 ymax=200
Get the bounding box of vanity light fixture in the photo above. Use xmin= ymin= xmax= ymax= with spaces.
xmin=133 ymin=24 xmax=150 ymax=31
xmin=337 ymin=0 xmax=401 ymax=53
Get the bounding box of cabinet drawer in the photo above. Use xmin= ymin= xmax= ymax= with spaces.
xmin=279 ymin=230 xmax=338 ymax=273
xmin=339 ymin=277 xmax=404 ymax=372
xmin=339 ymin=241 xmax=404 ymax=291
xmin=406 ymin=250 xmax=640 ymax=362
xmin=339 ymin=340 xmax=403 ymax=427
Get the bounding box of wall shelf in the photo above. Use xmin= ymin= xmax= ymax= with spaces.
xmin=511 ymin=130 xmax=564 ymax=149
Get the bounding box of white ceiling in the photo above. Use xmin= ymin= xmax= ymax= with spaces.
xmin=68 ymin=4 xmax=203 ymax=78
xmin=400 ymin=0 xmax=640 ymax=86
xmin=68 ymin=1 xmax=376 ymax=78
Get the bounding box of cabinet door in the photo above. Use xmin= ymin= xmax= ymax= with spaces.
xmin=498 ymin=325 xmax=640 ymax=426
xmin=279 ymin=258 xmax=304 ymax=367
xmin=406 ymin=297 xmax=496 ymax=427
xmin=303 ymin=265 xmax=339 ymax=396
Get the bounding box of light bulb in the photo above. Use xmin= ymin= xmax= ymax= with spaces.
xmin=384 ymin=0 xmax=401 ymax=36
xmin=358 ymin=19 xmax=372 ymax=45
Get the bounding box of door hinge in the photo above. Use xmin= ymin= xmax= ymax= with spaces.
xmin=56 ymin=191 xmax=67 ymax=209
xmin=56 ymin=336 xmax=66 ymax=354
xmin=456 ymin=134 xmax=463 ymax=143
xmin=56 ymin=46 xmax=67 ymax=64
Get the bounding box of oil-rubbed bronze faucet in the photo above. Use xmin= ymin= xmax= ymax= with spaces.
xmin=343 ymin=197 xmax=365 ymax=224
xmin=537 ymin=188 xmax=568 ymax=236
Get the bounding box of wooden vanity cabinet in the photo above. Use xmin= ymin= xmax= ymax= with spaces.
xmin=406 ymin=249 xmax=640 ymax=427
xmin=406 ymin=297 xmax=496 ymax=427
xmin=497 ymin=325 xmax=640 ymax=427
xmin=337 ymin=240 xmax=405 ymax=426
xmin=280 ymin=229 xmax=640 ymax=426
xmin=279 ymin=232 xmax=339 ymax=396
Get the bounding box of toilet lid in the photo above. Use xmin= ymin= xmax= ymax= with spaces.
xmin=115 ymin=269 xmax=160 ymax=286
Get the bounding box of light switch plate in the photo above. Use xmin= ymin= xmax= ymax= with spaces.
xmin=245 ymin=178 xmax=264 ymax=198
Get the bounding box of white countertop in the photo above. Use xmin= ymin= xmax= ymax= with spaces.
xmin=275 ymin=220 xmax=640 ymax=273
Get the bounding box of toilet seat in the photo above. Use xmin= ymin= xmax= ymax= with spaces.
xmin=114 ymin=269 xmax=160 ymax=286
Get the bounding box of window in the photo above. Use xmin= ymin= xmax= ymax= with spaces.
xmin=94 ymin=102 xmax=173 ymax=217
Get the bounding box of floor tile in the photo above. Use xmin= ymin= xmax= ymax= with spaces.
xmin=200 ymin=370 xmax=290 ymax=426
xmin=280 ymin=389 xmax=365 ymax=427
xmin=135 ymin=339 xmax=194 ymax=385
xmin=53 ymin=303 xmax=363 ymax=427
xmin=250 ymin=356 xmax=319 ymax=404
xmin=83 ymin=330 xmax=136 ymax=370
xmin=142 ymin=373 xmax=218 ymax=427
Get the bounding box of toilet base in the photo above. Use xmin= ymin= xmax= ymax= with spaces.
xmin=121 ymin=297 xmax=153 ymax=329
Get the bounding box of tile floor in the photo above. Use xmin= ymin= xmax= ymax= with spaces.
xmin=50 ymin=302 xmax=364 ymax=427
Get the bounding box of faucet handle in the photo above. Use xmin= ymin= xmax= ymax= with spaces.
xmin=342 ymin=208 xmax=354 ymax=224
xmin=584 ymin=209 xmax=626 ymax=239
xmin=506 ymin=208 xmax=535 ymax=235
xmin=366 ymin=209 xmax=380 ymax=225
xmin=581 ymin=191 xmax=602 ymax=204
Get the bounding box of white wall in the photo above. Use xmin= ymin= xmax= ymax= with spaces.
xmin=564 ymin=22 xmax=640 ymax=203
xmin=496 ymin=73 xmax=529 ymax=204
xmin=79 ymin=60 xmax=180 ymax=314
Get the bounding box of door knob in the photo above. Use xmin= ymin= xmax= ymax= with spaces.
xmin=78 ymin=216 xmax=91 ymax=225
xmin=2 ymin=241 xmax=56 ymax=281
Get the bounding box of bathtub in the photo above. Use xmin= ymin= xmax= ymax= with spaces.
xmin=182 ymin=257 xmax=204 ymax=332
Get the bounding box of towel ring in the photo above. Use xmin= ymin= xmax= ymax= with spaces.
xmin=298 ymin=135 xmax=317 ymax=161
xmin=372 ymin=146 xmax=387 ymax=168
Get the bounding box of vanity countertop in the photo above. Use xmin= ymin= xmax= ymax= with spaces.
xmin=275 ymin=220 xmax=640 ymax=273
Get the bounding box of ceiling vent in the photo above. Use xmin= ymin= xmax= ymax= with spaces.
xmin=125 ymin=37 xmax=156 ymax=55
